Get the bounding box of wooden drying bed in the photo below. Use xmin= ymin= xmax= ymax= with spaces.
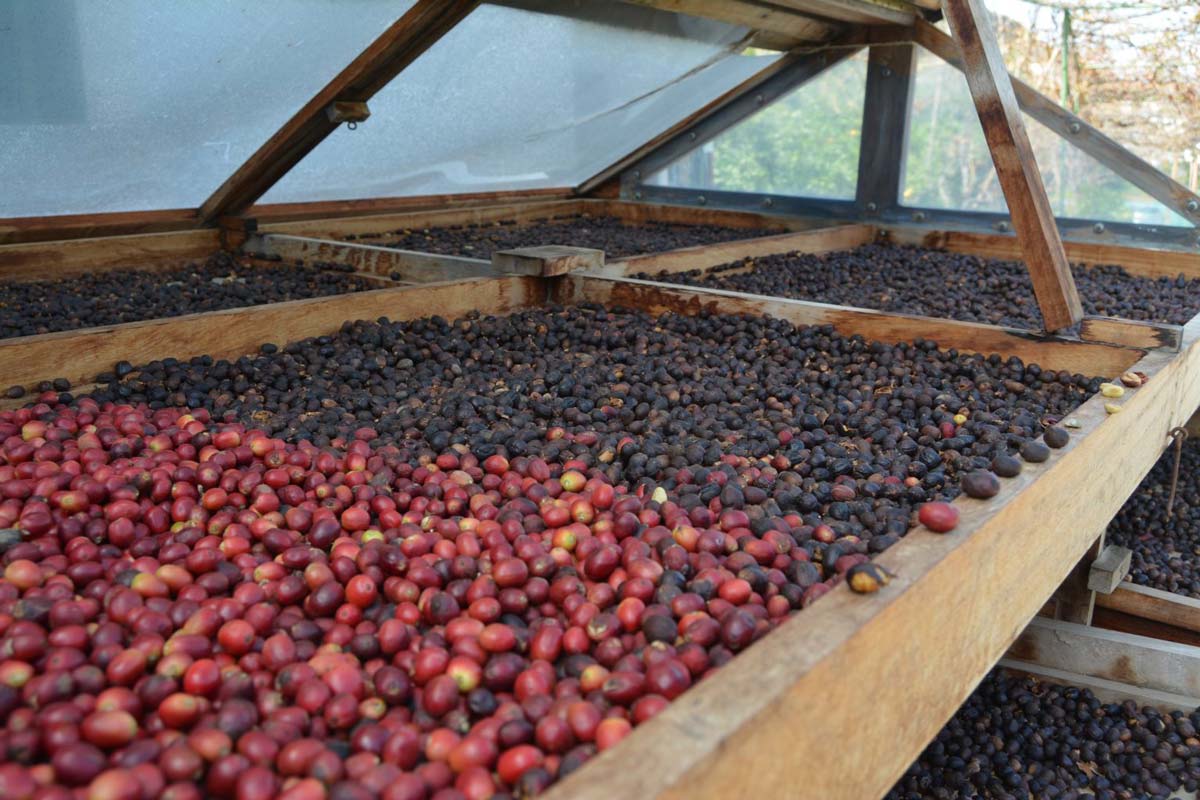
xmin=2 ymin=202 xmax=1200 ymax=800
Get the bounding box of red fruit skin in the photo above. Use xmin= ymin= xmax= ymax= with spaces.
xmin=917 ymin=502 xmax=960 ymax=533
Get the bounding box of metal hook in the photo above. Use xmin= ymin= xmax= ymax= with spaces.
xmin=347 ymin=121 xmax=358 ymax=131
xmin=1166 ymin=426 xmax=1188 ymax=521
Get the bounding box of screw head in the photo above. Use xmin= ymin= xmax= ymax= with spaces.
xmin=762 ymin=197 xmax=774 ymax=208
xmin=754 ymin=94 xmax=764 ymax=105
xmin=1093 ymin=222 xmax=1106 ymax=234
xmin=688 ymin=132 xmax=696 ymax=141
xmin=881 ymin=66 xmax=893 ymax=78
xmin=912 ymin=211 xmax=927 ymax=222
xmin=1187 ymin=199 xmax=1199 ymax=213
xmin=1069 ymin=121 xmax=1081 ymax=134
xmin=995 ymin=221 xmax=1011 ymax=232
xmin=631 ymin=169 xmax=641 ymax=179
xmin=697 ymin=195 xmax=707 ymax=205
xmin=633 ymin=191 xmax=643 ymax=200
xmin=865 ymin=201 xmax=878 ymax=213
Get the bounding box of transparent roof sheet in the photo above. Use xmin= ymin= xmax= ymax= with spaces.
xmin=902 ymin=50 xmax=1190 ymax=227
xmin=0 ymin=1 xmax=416 ymax=218
xmin=646 ymin=52 xmax=868 ymax=200
xmin=262 ymin=2 xmax=773 ymax=203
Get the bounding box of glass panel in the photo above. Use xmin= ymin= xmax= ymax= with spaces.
xmin=902 ymin=49 xmax=1190 ymax=226
xmin=646 ymin=51 xmax=868 ymax=200
xmin=263 ymin=3 xmax=771 ymax=203
xmin=0 ymin=1 xmax=415 ymax=217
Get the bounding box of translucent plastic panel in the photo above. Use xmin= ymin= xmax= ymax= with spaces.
xmin=0 ymin=1 xmax=415 ymax=217
xmin=646 ymin=52 xmax=868 ymax=199
xmin=263 ymin=3 xmax=771 ymax=203
xmin=902 ymin=51 xmax=1190 ymax=226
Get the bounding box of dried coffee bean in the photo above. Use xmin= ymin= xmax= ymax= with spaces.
xmin=1019 ymin=441 xmax=1051 ymax=463
xmin=960 ymin=471 xmax=1001 ymax=499
xmin=1043 ymin=426 xmax=1070 ymax=448
xmin=990 ymin=454 xmax=1022 ymax=478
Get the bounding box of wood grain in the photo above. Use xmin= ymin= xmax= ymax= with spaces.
xmin=199 ymin=0 xmax=480 ymax=222
xmin=1096 ymin=583 xmax=1200 ymax=635
xmin=541 ymin=311 xmax=1200 ymax=800
xmin=914 ymin=19 xmax=1200 ymax=226
xmin=882 ymin=225 xmax=1200 ymax=280
xmin=564 ymin=275 xmax=1143 ymax=376
xmin=599 ymin=224 xmax=876 ymax=276
xmin=492 ymin=246 xmax=604 ymax=277
xmin=262 ymin=199 xmax=583 ymax=240
xmin=0 ymin=231 xmax=221 ymax=281
xmin=1008 ymin=617 xmax=1200 ymax=698
xmin=0 ymin=277 xmax=543 ymax=395
xmin=615 ymin=0 xmax=838 ymax=41
xmin=1080 ymin=317 xmax=1184 ymax=352
xmin=253 ymin=234 xmax=496 ymax=282
xmin=999 ymin=660 xmax=1200 ymax=713
xmin=941 ymin=0 xmax=1082 ymax=332
xmin=772 ymin=0 xmax=914 ymax=25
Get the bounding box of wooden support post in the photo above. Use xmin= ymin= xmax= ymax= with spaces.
xmin=198 ymin=0 xmax=479 ymax=223
xmin=1051 ymin=531 xmax=1102 ymax=625
xmin=491 ymin=246 xmax=604 ymax=277
xmin=217 ymin=217 xmax=258 ymax=252
xmin=940 ymin=0 xmax=1083 ymax=333
xmin=855 ymin=43 xmax=918 ymax=217
xmin=1088 ymin=545 xmax=1133 ymax=594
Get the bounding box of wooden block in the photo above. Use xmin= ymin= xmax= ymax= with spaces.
xmin=1096 ymin=582 xmax=1200 ymax=634
xmin=1008 ymin=617 xmax=1200 ymax=698
xmin=941 ymin=0 xmax=1083 ymax=332
xmin=1088 ymin=545 xmax=1132 ymax=594
xmin=492 ymin=246 xmax=604 ymax=277
xmin=324 ymin=101 xmax=370 ymax=125
xmin=1080 ymin=316 xmax=1184 ymax=352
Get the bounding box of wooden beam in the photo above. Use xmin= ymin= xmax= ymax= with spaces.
xmin=855 ymin=43 xmax=918 ymax=215
xmin=914 ymin=20 xmax=1200 ymax=227
xmin=599 ymin=223 xmax=876 ymax=276
xmin=614 ymin=1 xmax=838 ymax=42
xmin=541 ymin=309 xmax=1200 ymax=800
xmin=198 ymin=0 xmax=480 ymax=223
xmin=0 ymin=277 xmax=543 ymax=399
xmin=1097 ymin=583 xmax=1200 ymax=635
xmin=261 ymin=199 xmax=583 ymax=240
xmin=0 ymin=230 xmax=221 ymax=282
xmin=1009 ymin=617 xmax=1200 ymax=699
xmin=491 ymin=246 xmax=604 ymax=277
xmin=562 ymin=275 xmax=1142 ymax=376
xmin=251 ymin=234 xmax=496 ymax=282
xmin=940 ymin=0 xmax=1082 ymax=332
xmin=999 ymin=660 xmax=1200 ymax=713
xmin=773 ymin=0 xmax=915 ymax=26
xmin=881 ymin=225 xmax=1200 ymax=280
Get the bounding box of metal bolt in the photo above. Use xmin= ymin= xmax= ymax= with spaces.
xmin=697 ymin=195 xmax=707 ymax=205
xmin=762 ymin=197 xmax=774 ymax=208
xmin=995 ymin=221 xmax=1011 ymax=232
xmin=633 ymin=191 xmax=643 ymax=200
xmin=1069 ymin=121 xmax=1081 ymax=134
xmin=688 ymin=132 xmax=696 ymax=141
xmin=912 ymin=211 xmax=927 ymax=222
xmin=632 ymin=170 xmax=641 ymax=180
xmin=754 ymin=94 xmax=764 ymax=105
xmin=1093 ymin=222 xmax=1106 ymax=234
xmin=866 ymin=201 xmax=878 ymax=213
xmin=1187 ymin=199 xmax=1199 ymax=213
xmin=881 ymin=66 xmax=893 ymax=78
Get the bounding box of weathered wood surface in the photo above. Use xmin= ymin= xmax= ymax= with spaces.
xmin=492 ymin=246 xmax=604 ymax=277
xmin=563 ymin=275 xmax=1143 ymax=376
xmin=0 ymin=277 xmax=543 ymax=398
xmin=614 ymin=0 xmax=838 ymax=44
xmin=855 ymin=44 xmax=918 ymax=213
xmin=1087 ymin=545 xmax=1133 ymax=594
xmin=915 ymin=20 xmax=1200 ymax=226
xmin=252 ymin=234 xmax=496 ymax=282
xmin=773 ymin=0 xmax=915 ymax=25
xmin=1080 ymin=316 xmax=1184 ymax=352
xmin=1050 ymin=530 xmax=1103 ymax=625
xmin=600 ymin=224 xmax=876 ymax=276
xmin=0 ymin=231 xmax=221 ymax=281
xmin=262 ymin=199 xmax=582 ymax=240
xmin=1093 ymin=606 xmax=1200 ymax=649
xmin=199 ymin=0 xmax=480 ymax=222
xmin=1097 ymin=583 xmax=1200 ymax=635
xmin=999 ymin=660 xmax=1200 ymax=714
xmin=249 ymin=187 xmax=573 ymax=224
xmin=539 ymin=305 xmax=1200 ymax=800
xmin=882 ymin=226 xmax=1200 ymax=280
xmin=941 ymin=0 xmax=1082 ymax=332
xmin=1009 ymin=618 xmax=1200 ymax=698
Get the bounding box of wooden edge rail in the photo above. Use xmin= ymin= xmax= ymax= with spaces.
xmin=1079 ymin=317 xmax=1184 ymax=352
xmin=1097 ymin=583 xmax=1200 ymax=636
xmin=0 ymin=230 xmax=221 ymax=281
xmin=1008 ymin=617 xmax=1200 ymax=699
xmin=998 ymin=660 xmax=1200 ymax=714
xmin=560 ymin=274 xmax=1144 ymax=376
xmin=0 ymin=277 xmax=545 ymax=402
xmin=598 ymin=223 xmax=876 ymax=276
xmin=880 ymin=225 xmax=1200 ymax=281
xmin=538 ymin=307 xmax=1200 ymax=800
xmin=250 ymin=234 xmax=498 ymax=282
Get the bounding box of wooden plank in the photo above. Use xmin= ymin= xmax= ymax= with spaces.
xmin=614 ymin=0 xmax=838 ymax=42
xmin=262 ymin=199 xmax=585 ymax=240
xmin=491 ymin=246 xmax=604 ymax=277
xmin=541 ymin=308 xmax=1200 ymax=800
xmin=1009 ymin=618 xmax=1200 ymax=698
xmin=773 ymin=0 xmax=914 ymax=25
xmin=1093 ymin=606 xmax=1200 ymax=649
xmin=198 ymin=0 xmax=480 ymax=223
xmin=599 ymin=224 xmax=876 ymax=276
xmin=0 ymin=230 xmax=221 ymax=282
xmin=855 ymin=43 xmax=918 ymax=214
xmin=590 ymin=199 xmax=806 ymax=231
xmin=999 ymin=660 xmax=1200 ymax=714
xmin=1080 ymin=316 xmax=1184 ymax=352
xmin=882 ymin=225 xmax=1200 ymax=280
xmin=252 ymin=234 xmax=496 ymax=282
xmin=1097 ymin=583 xmax=1200 ymax=635
xmin=941 ymin=0 xmax=1082 ymax=332
xmin=1087 ymin=545 xmax=1133 ymax=593
xmin=1050 ymin=530 xmax=1103 ymax=625
xmin=248 ymin=187 xmax=573 ymax=225
xmin=0 ymin=209 xmax=200 ymax=247
xmin=915 ymin=20 xmax=1200 ymax=226
xmin=0 ymin=277 xmax=543 ymax=397
xmin=563 ymin=275 xmax=1143 ymax=376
